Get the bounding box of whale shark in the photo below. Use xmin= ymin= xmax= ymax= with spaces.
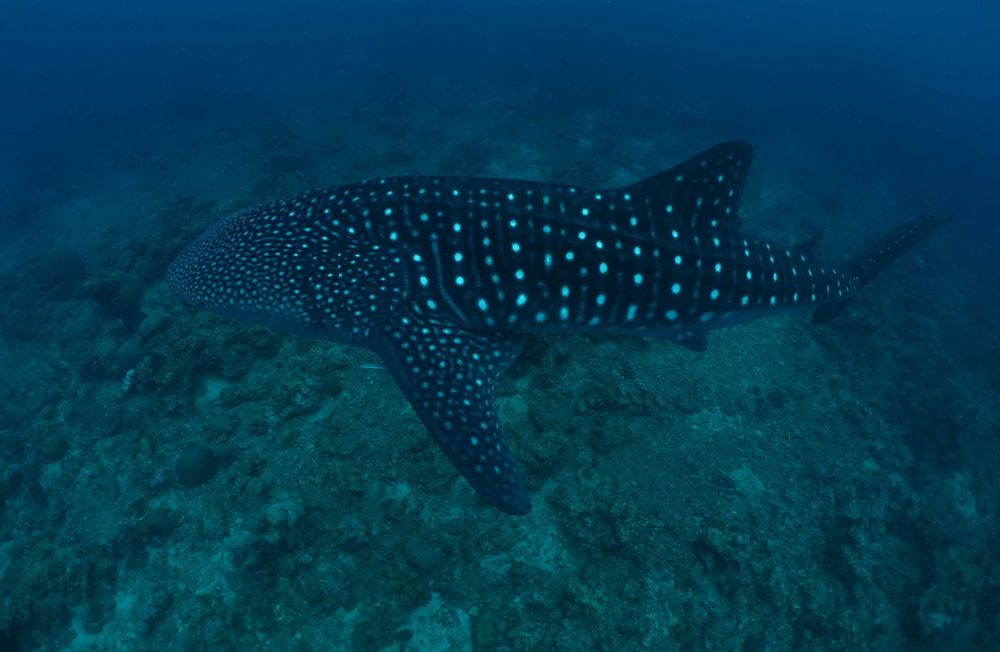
xmin=167 ymin=141 xmax=950 ymax=514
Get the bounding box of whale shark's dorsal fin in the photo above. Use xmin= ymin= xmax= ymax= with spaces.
xmin=620 ymin=140 xmax=752 ymax=233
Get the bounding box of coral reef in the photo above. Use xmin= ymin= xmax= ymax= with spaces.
xmin=0 ymin=67 xmax=996 ymax=652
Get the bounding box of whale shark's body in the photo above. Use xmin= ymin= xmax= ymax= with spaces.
xmin=168 ymin=142 xmax=948 ymax=514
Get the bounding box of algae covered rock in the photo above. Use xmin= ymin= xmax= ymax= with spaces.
xmin=471 ymin=605 xmax=503 ymax=652
xmin=262 ymin=494 xmax=305 ymax=528
xmin=176 ymin=443 xmax=219 ymax=487
xmin=39 ymin=433 xmax=68 ymax=462
xmin=114 ymin=337 xmax=143 ymax=372
xmin=402 ymin=535 xmax=446 ymax=573
xmin=138 ymin=308 xmax=171 ymax=340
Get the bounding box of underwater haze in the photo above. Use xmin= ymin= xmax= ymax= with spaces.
xmin=1 ymin=1 xmax=998 ymax=650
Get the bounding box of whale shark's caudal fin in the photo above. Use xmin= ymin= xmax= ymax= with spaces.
xmin=812 ymin=213 xmax=953 ymax=324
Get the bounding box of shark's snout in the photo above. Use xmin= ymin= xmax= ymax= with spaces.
xmin=166 ymin=245 xmax=204 ymax=308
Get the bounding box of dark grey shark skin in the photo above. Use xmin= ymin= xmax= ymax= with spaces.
xmin=167 ymin=142 xmax=949 ymax=515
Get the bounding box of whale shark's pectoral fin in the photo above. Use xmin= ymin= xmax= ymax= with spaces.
xmin=372 ymin=309 xmax=530 ymax=514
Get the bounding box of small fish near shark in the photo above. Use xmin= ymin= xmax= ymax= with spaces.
xmin=167 ymin=141 xmax=950 ymax=515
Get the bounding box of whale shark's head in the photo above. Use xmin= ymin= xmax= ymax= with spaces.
xmin=167 ymin=205 xmax=327 ymax=337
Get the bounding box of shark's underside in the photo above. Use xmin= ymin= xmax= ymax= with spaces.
xmin=167 ymin=141 xmax=950 ymax=514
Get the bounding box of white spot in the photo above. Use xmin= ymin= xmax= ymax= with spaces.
xmin=478 ymin=298 xmax=488 ymax=311
xmin=516 ymin=293 xmax=527 ymax=306
xmin=419 ymin=275 xmax=429 ymax=287
xmin=596 ymin=294 xmax=607 ymax=305
xmin=599 ymin=262 xmax=608 ymax=274
xmin=666 ymin=204 xmax=674 ymax=213
xmin=666 ymin=309 xmax=679 ymax=320
xmin=626 ymin=305 xmax=637 ymax=320
xmin=671 ymin=283 xmax=682 ymax=294
xmin=714 ymin=262 xmax=722 ymax=273
xmin=633 ymin=273 xmax=643 ymax=285
xmin=746 ymin=271 xmax=753 ymax=280
xmin=581 ymin=208 xmax=589 ymax=217
xmin=710 ymin=289 xmax=720 ymax=300
xmin=455 ymin=275 xmax=465 ymax=286
xmin=511 ymin=242 xmax=521 ymax=253
xmin=454 ymin=252 xmax=463 ymax=262
xmin=674 ymin=255 xmax=683 ymax=265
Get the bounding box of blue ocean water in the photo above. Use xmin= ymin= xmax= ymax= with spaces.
xmin=1 ymin=1 xmax=998 ymax=650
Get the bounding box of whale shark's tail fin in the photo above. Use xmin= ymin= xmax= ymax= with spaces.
xmin=812 ymin=212 xmax=954 ymax=324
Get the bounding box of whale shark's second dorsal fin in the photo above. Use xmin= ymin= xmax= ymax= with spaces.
xmin=620 ymin=140 xmax=752 ymax=234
